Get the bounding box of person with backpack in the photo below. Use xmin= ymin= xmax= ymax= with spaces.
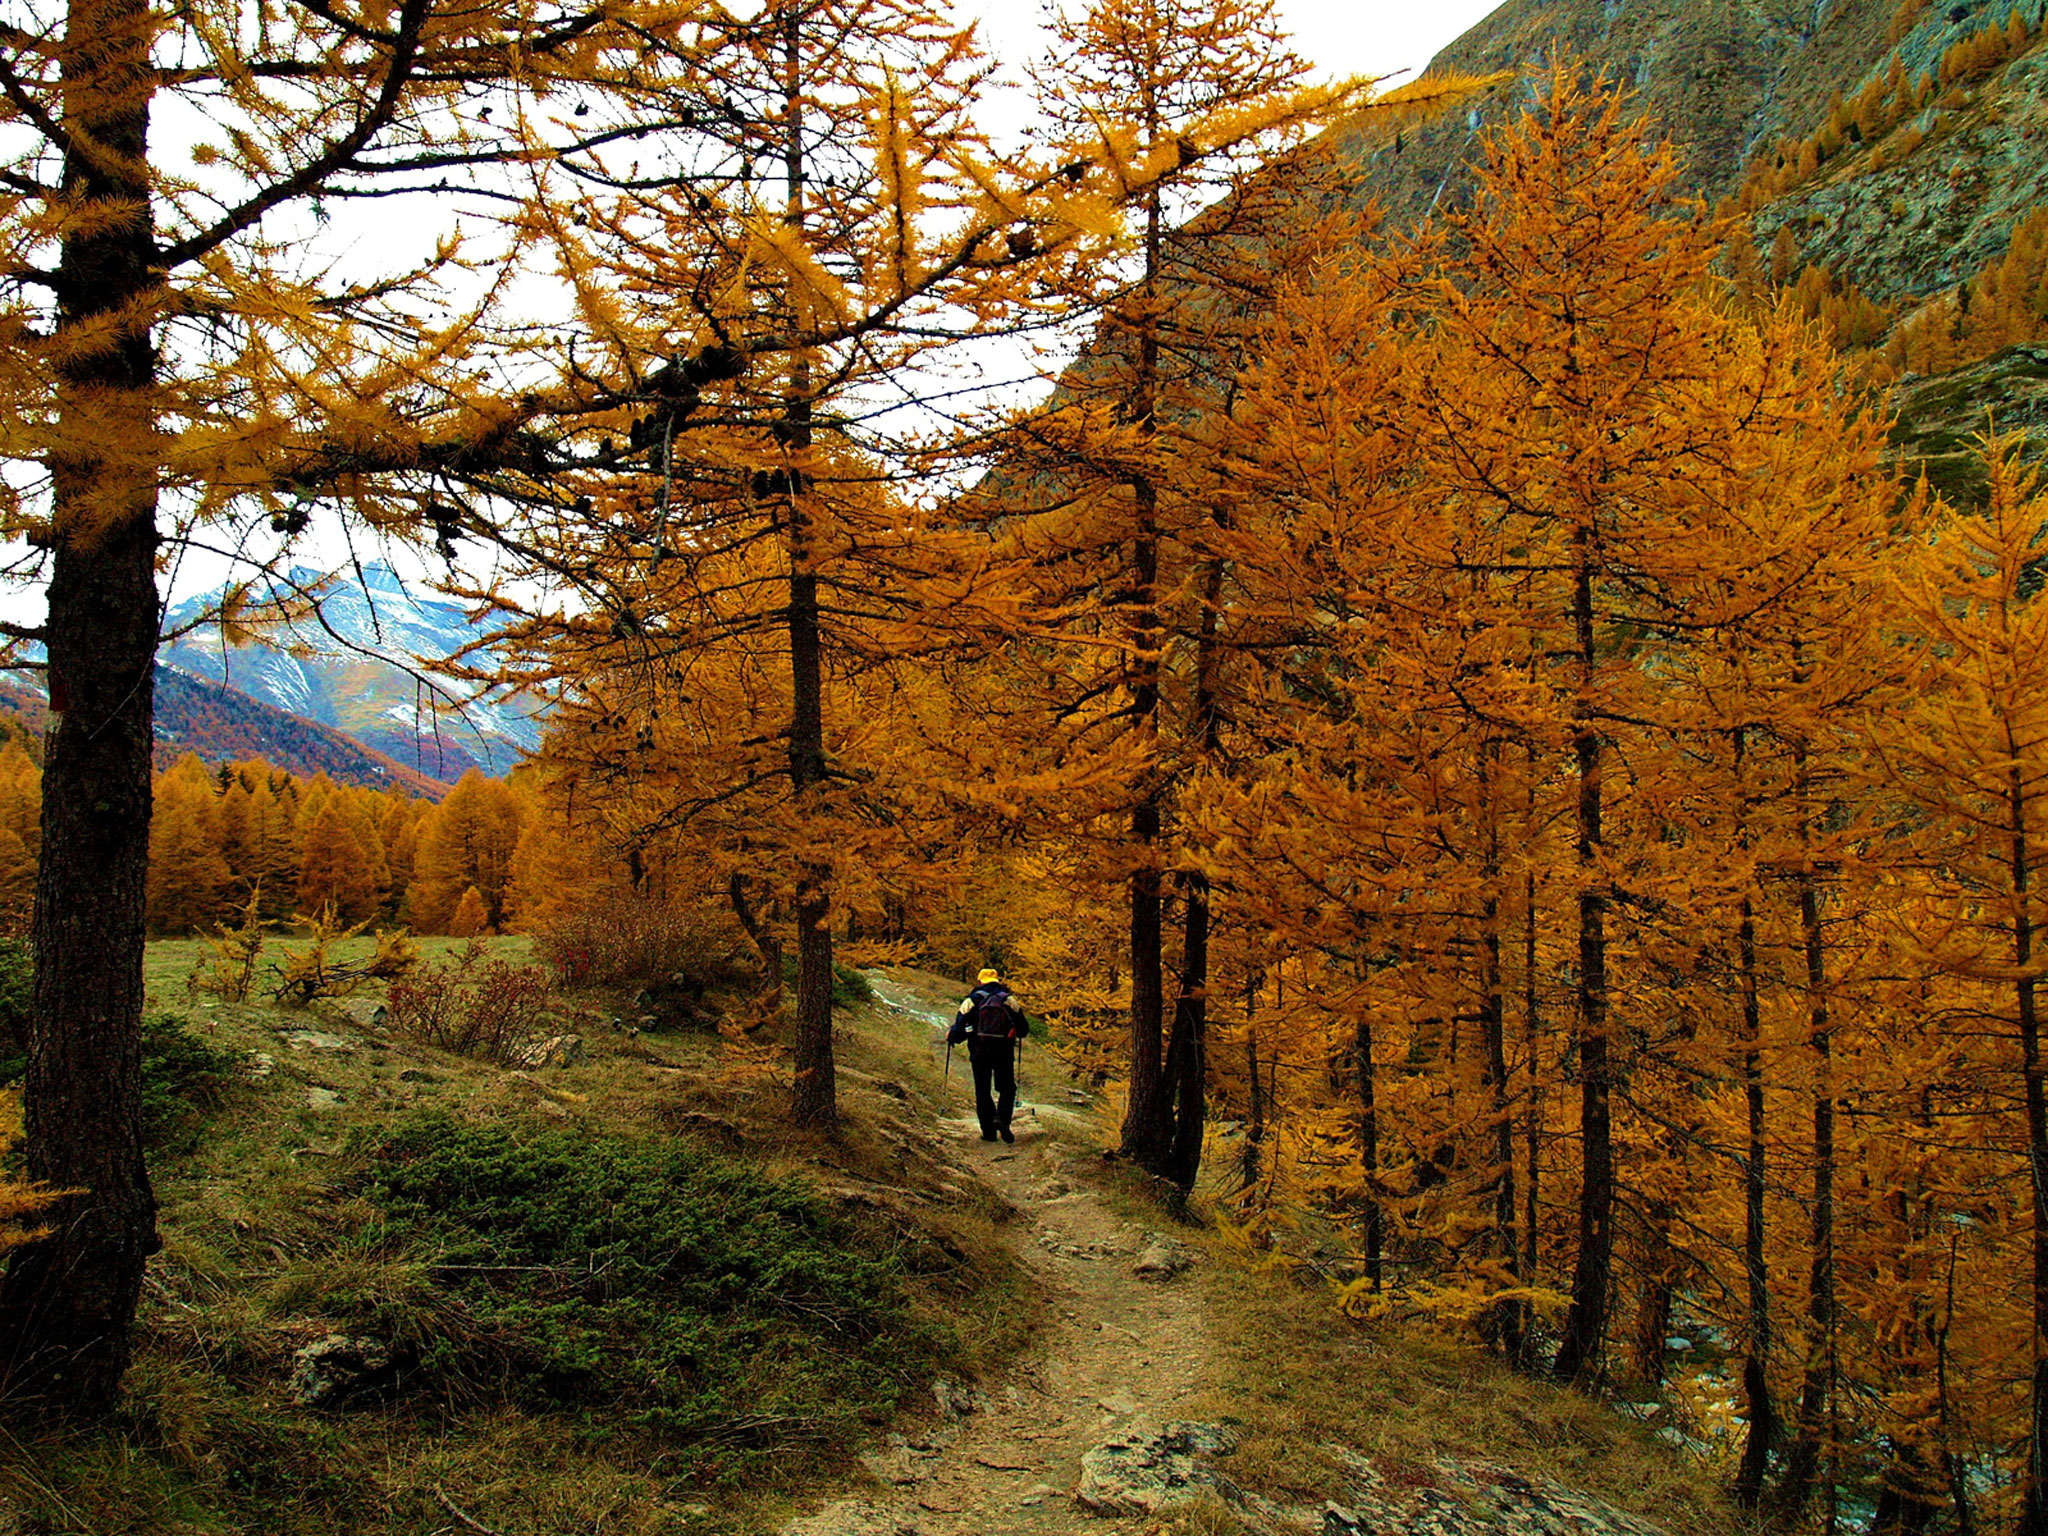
xmin=948 ymin=967 xmax=1028 ymax=1142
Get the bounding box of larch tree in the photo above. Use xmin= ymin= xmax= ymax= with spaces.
xmin=1867 ymin=444 xmax=2048 ymax=1536
xmin=411 ymin=770 xmax=526 ymax=932
xmin=296 ymin=803 xmax=381 ymax=924
xmin=1400 ymin=68 xmax=1771 ymax=1385
xmin=459 ymin=0 xmax=1328 ymax=1132
xmin=144 ymin=756 xmax=231 ymax=935
xmin=976 ymin=0 xmax=1443 ymax=1188
xmin=0 ymin=0 xmax=663 ymax=1409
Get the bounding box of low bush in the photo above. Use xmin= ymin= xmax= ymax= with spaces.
xmin=351 ymin=1115 xmax=939 ymax=1477
xmin=780 ymin=954 xmax=876 ymax=1009
xmin=533 ymin=890 xmax=746 ymax=992
xmin=140 ymin=1013 xmax=244 ymax=1152
xmin=0 ymin=1009 xmax=238 ymax=1152
xmin=386 ymin=943 xmax=551 ymax=1064
xmin=0 ymin=934 xmax=28 ymax=1075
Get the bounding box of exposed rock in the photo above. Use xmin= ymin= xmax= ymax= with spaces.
xmin=1133 ymin=1234 xmax=1194 ymax=1280
xmin=304 ymin=1086 xmax=344 ymax=1110
xmin=243 ymin=1052 xmax=276 ymax=1079
xmin=932 ymin=1377 xmax=988 ymax=1419
xmin=277 ymin=1028 xmax=357 ymax=1055
xmin=511 ymin=1033 xmax=586 ymax=1069
xmin=1890 ymin=344 xmax=2048 ymax=502
xmin=1323 ymin=1450 xmax=1674 ymax=1536
xmin=288 ymin=1334 xmax=395 ymax=1407
xmin=317 ymin=997 xmax=389 ymax=1032
xmin=1074 ymin=1421 xmax=1235 ymax=1517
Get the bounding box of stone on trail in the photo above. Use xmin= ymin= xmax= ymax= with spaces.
xmin=317 ymin=997 xmax=388 ymax=1031
xmin=1074 ymin=1420 xmax=1236 ymax=1517
xmin=932 ymin=1377 xmax=988 ymax=1419
xmin=1132 ymin=1233 xmax=1194 ymax=1280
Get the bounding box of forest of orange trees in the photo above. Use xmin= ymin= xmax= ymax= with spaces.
xmin=5 ymin=0 xmax=2048 ymax=1527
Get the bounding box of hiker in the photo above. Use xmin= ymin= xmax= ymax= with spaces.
xmin=948 ymin=967 xmax=1028 ymax=1142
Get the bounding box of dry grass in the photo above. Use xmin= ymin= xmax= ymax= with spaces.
xmin=0 ymin=938 xmax=1039 ymax=1536
xmin=1176 ymin=1235 xmax=1758 ymax=1536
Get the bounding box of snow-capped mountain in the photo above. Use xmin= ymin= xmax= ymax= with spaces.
xmin=162 ymin=564 xmax=543 ymax=782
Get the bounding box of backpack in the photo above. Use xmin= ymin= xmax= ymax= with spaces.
xmin=974 ymin=986 xmax=1016 ymax=1040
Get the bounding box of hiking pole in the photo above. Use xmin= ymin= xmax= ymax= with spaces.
xmin=943 ymin=1038 xmax=955 ymax=1109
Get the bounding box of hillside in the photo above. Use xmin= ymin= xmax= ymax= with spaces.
xmin=151 ymin=666 xmax=452 ymax=799
xmin=162 ymin=564 xmax=542 ymax=782
xmin=1346 ymin=0 xmax=2048 ymax=277
xmin=0 ymin=942 xmax=1731 ymax=1536
xmin=0 ymin=665 xmax=450 ymax=798
xmin=1336 ymin=0 xmax=2048 ymax=469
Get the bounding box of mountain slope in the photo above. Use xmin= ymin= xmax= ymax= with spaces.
xmin=162 ymin=564 xmax=542 ymax=782
xmin=0 ymin=667 xmax=451 ymax=796
xmin=1326 ymin=0 xmax=2048 ymax=482
xmin=151 ymin=666 xmax=452 ymax=797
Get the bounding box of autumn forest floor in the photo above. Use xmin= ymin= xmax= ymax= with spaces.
xmin=0 ymin=942 xmax=1743 ymax=1536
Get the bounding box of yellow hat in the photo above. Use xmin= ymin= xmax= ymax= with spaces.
xmin=977 ymin=968 xmax=1000 ymax=984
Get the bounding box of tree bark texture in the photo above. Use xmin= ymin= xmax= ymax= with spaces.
xmin=780 ymin=11 xmax=834 ymax=1131
xmin=0 ymin=0 xmax=162 ymax=1413
xmin=2010 ymin=750 xmax=2048 ymax=1536
xmin=1555 ymin=529 xmax=1611 ymax=1385
xmin=1737 ymin=883 xmax=1776 ymax=1508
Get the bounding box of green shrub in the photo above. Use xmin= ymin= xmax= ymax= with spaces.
xmin=0 ymin=935 xmax=28 ymax=1079
xmin=352 ymin=1115 xmax=940 ymax=1477
xmin=780 ymin=954 xmax=876 ymax=1009
xmin=141 ymin=1013 xmax=243 ymax=1151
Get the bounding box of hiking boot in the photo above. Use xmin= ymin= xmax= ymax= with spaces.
xmin=980 ymin=1130 xmax=997 ymax=1142
xmin=999 ymin=1126 xmax=1015 ymax=1143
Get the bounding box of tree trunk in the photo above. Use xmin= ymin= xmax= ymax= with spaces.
xmin=1241 ymin=972 xmax=1266 ymax=1196
xmin=1122 ymin=797 xmax=1167 ymax=1164
xmin=1522 ymin=829 xmax=1543 ymax=1370
xmin=779 ymin=9 xmax=834 ymax=1131
xmin=1737 ymin=885 xmax=1776 ymax=1507
xmin=0 ymin=0 xmax=162 ymax=1413
xmin=2011 ymin=749 xmax=2048 ymax=1536
xmin=1873 ymin=1442 xmax=1942 ymax=1536
xmin=1355 ymin=1011 xmax=1383 ymax=1290
xmin=1158 ymin=558 xmax=1226 ymax=1191
xmin=728 ymin=872 xmax=783 ymax=1000
xmin=1555 ymin=527 xmax=1611 ymax=1385
xmin=1735 ymin=729 xmax=1776 ymax=1509
xmin=1116 ymin=177 xmax=1172 ymax=1173
xmin=1480 ymin=744 xmax=1521 ymax=1356
xmin=1163 ymin=870 xmax=1209 ymax=1190
xmin=1780 ymin=851 xmax=1838 ymax=1514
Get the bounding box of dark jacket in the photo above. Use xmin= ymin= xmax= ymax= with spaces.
xmin=948 ymin=984 xmax=1027 ymax=1045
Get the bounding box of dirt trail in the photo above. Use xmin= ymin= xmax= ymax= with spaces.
xmin=783 ymin=970 xmax=1216 ymax=1536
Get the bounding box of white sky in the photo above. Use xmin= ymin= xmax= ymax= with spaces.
xmin=971 ymin=0 xmax=1499 ymax=90
xmin=4 ymin=1 xmax=1506 ymax=628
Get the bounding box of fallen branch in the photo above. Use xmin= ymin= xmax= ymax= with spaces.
xmin=432 ymin=1484 xmax=503 ymax=1536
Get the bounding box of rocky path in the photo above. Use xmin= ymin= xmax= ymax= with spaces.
xmin=784 ymin=971 xmax=1685 ymax=1536
xmin=783 ymin=971 xmax=1219 ymax=1536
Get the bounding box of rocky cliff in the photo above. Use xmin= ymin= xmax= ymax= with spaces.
xmin=1330 ymin=0 xmax=2048 ymax=481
